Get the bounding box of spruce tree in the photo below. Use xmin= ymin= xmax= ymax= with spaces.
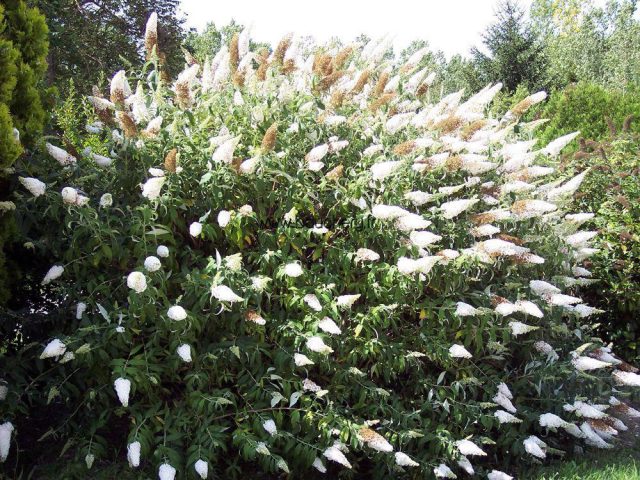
xmin=472 ymin=0 xmax=547 ymax=92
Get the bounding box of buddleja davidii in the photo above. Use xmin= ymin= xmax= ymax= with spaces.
xmin=17 ymin=12 xmax=640 ymax=480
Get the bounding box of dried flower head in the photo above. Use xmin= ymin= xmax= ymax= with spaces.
xmin=351 ymin=69 xmax=371 ymax=94
xmin=164 ymin=148 xmax=177 ymax=172
xmin=110 ymin=70 xmax=130 ymax=105
xmin=359 ymin=427 xmax=393 ymax=452
xmin=508 ymin=91 xmax=547 ymax=118
xmin=273 ymin=34 xmax=292 ymax=65
xmin=229 ymin=32 xmax=240 ymax=72
xmin=325 ymin=164 xmax=344 ymax=181
xmin=261 ymin=122 xmax=278 ymax=153
xmin=245 ymin=310 xmax=266 ymax=325
xmin=372 ymin=71 xmax=390 ymax=98
xmin=144 ymin=12 xmax=158 ymax=57
xmin=333 ymin=46 xmax=353 ymax=70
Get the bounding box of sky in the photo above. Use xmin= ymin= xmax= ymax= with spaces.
xmin=179 ymin=0 xmax=538 ymax=59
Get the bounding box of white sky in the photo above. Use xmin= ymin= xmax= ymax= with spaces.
xmin=180 ymin=0 xmax=615 ymax=58
xmin=180 ymin=0 xmax=538 ymax=58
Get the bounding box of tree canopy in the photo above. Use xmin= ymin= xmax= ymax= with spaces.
xmin=34 ymin=0 xmax=185 ymax=91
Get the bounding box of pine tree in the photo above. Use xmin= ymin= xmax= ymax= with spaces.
xmin=0 ymin=0 xmax=48 ymax=304
xmin=472 ymin=0 xmax=547 ymax=91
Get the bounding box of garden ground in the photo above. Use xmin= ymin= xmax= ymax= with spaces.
xmin=527 ymin=449 xmax=640 ymax=479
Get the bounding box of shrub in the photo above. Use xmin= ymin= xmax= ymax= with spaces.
xmin=4 ymin=15 xmax=640 ymax=479
xmin=536 ymin=82 xmax=640 ymax=151
xmin=565 ymin=134 xmax=640 ymax=362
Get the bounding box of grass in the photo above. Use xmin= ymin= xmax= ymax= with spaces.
xmin=525 ymin=449 xmax=640 ymax=480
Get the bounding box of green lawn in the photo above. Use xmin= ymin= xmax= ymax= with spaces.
xmin=526 ymin=450 xmax=640 ymax=480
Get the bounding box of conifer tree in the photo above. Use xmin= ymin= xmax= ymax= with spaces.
xmin=472 ymin=0 xmax=547 ymax=91
xmin=0 ymin=0 xmax=48 ymax=304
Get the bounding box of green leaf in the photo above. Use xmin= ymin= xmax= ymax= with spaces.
xmin=146 ymin=227 xmax=171 ymax=236
xmin=200 ymin=172 xmax=213 ymax=185
xmin=96 ymin=303 xmax=110 ymax=323
xmin=47 ymin=386 xmax=60 ymax=404
xmin=271 ymin=392 xmax=284 ymax=408
xmin=289 ymin=392 xmax=302 ymax=407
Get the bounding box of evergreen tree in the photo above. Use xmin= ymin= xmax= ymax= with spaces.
xmin=34 ymin=0 xmax=185 ymax=91
xmin=0 ymin=0 xmax=48 ymax=305
xmin=472 ymin=0 xmax=547 ymax=91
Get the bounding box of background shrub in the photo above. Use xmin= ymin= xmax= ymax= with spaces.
xmin=536 ymin=82 xmax=640 ymax=150
xmin=566 ymin=133 xmax=640 ymax=362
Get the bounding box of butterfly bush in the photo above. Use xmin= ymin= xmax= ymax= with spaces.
xmin=8 ymin=13 xmax=640 ymax=478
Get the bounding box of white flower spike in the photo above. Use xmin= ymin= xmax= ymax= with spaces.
xmin=40 ymin=339 xmax=66 ymax=359
xmin=114 ymin=377 xmax=131 ymax=407
xmin=194 ymin=459 xmax=208 ymax=479
xmin=0 ymin=422 xmax=14 ymax=463
xmin=127 ymin=441 xmax=141 ymax=467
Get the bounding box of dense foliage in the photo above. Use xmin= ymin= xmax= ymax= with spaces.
xmin=3 ymin=14 xmax=640 ymax=479
xmin=483 ymin=80 xmax=640 ymax=150
xmin=35 ymin=0 xmax=185 ymax=91
xmin=567 ymin=134 xmax=640 ymax=362
xmin=466 ymin=0 xmax=640 ymax=95
xmin=0 ymin=0 xmax=48 ymax=304
xmin=536 ymin=82 xmax=640 ymax=148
